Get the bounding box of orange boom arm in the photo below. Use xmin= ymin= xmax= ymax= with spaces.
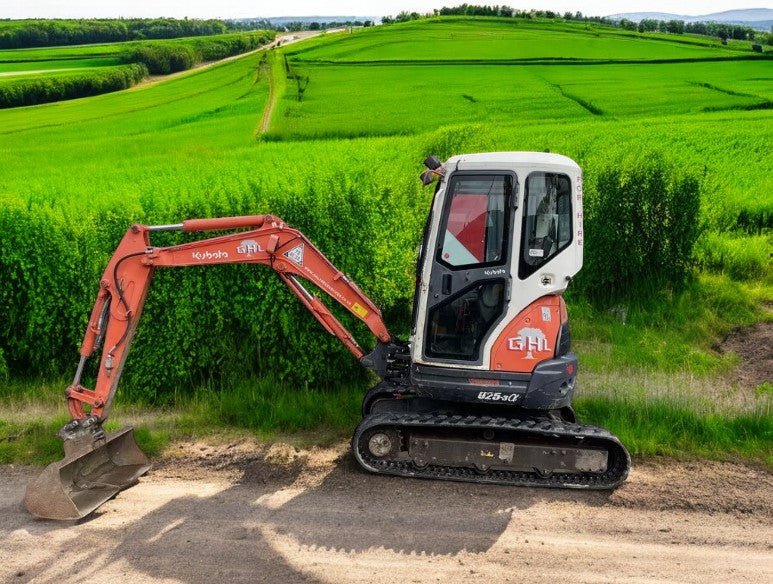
xmin=66 ymin=215 xmax=392 ymax=422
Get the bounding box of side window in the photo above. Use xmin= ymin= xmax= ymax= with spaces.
xmin=519 ymin=172 xmax=572 ymax=279
xmin=437 ymin=175 xmax=511 ymax=269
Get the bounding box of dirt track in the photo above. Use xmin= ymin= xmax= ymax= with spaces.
xmin=1 ymin=441 xmax=771 ymax=584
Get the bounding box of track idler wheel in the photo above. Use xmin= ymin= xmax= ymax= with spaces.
xmin=364 ymin=429 xmax=401 ymax=459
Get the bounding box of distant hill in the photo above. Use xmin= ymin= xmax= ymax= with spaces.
xmin=267 ymin=16 xmax=376 ymax=25
xmin=230 ymin=16 xmax=376 ymax=27
xmin=609 ymin=8 xmax=773 ymax=30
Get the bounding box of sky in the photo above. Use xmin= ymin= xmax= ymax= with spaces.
xmin=0 ymin=1 xmax=770 ymax=20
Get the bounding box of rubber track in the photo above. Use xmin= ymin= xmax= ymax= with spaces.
xmin=352 ymin=412 xmax=631 ymax=489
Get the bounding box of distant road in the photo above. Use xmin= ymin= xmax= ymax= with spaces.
xmin=133 ymin=31 xmax=322 ymax=91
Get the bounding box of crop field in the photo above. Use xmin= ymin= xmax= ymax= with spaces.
xmin=286 ymin=18 xmax=747 ymax=61
xmin=0 ymin=45 xmax=126 ymax=83
xmin=273 ymin=19 xmax=771 ymax=140
xmin=0 ymin=54 xmax=271 ymax=140
xmin=0 ymin=17 xmax=770 ymax=463
xmin=269 ymin=60 xmax=772 ymax=140
xmin=0 ymin=58 xmax=123 ymax=75
xmin=0 ymin=45 xmax=124 ymax=58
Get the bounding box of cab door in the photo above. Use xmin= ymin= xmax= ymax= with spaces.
xmin=417 ymin=172 xmax=515 ymax=366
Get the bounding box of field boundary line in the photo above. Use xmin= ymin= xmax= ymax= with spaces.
xmin=287 ymin=55 xmax=772 ymax=67
xmin=258 ymin=53 xmax=275 ymax=134
xmin=256 ymin=34 xmax=320 ymax=135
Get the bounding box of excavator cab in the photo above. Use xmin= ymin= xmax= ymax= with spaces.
xmin=26 ymin=152 xmax=629 ymax=521
xmin=407 ymin=153 xmax=583 ymax=412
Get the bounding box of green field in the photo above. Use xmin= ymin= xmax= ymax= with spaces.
xmin=0 ymin=53 xmax=271 ymax=139
xmin=286 ymin=18 xmax=748 ymax=61
xmin=0 ymin=44 xmax=129 ymax=88
xmin=0 ymin=58 xmax=123 ymax=75
xmin=271 ymin=19 xmax=770 ymax=140
xmin=0 ymin=17 xmax=770 ymax=464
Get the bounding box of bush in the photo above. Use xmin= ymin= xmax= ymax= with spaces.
xmin=124 ymin=44 xmax=197 ymax=74
xmin=0 ymin=347 xmax=7 ymax=380
xmin=0 ymin=64 xmax=148 ymax=108
xmin=575 ymin=155 xmax=702 ymax=303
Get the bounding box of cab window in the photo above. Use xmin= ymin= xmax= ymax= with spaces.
xmin=437 ymin=174 xmax=512 ymax=269
xmin=519 ymin=172 xmax=572 ymax=279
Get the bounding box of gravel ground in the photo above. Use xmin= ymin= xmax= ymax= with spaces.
xmin=2 ymin=440 xmax=771 ymax=584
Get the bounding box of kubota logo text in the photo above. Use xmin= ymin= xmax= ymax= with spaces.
xmin=191 ymin=250 xmax=229 ymax=261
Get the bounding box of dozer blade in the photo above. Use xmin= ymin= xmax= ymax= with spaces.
xmin=24 ymin=426 xmax=151 ymax=520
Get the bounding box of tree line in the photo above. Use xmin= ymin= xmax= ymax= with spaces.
xmin=382 ymin=5 xmax=771 ymax=45
xmin=227 ymin=18 xmax=374 ymax=33
xmin=384 ymin=5 xmax=585 ymax=23
xmin=619 ymin=18 xmax=762 ymax=42
xmin=0 ymin=18 xmax=230 ymax=49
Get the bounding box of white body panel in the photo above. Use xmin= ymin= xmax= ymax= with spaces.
xmin=411 ymin=152 xmax=583 ymax=369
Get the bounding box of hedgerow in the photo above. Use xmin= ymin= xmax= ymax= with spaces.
xmin=575 ymin=154 xmax=702 ymax=303
xmin=124 ymin=45 xmax=197 ymax=74
xmin=0 ymin=64 xmax=148 ymax=108
xmin=0 ymin=157 xmax=426 ymax=401
xmin=695 ymin=232 xmax=772 ymax=281
xmin=122 ymin=32 xmax=275 ymax=74
xmin=0 ymin=147 xmax=708 ymax=399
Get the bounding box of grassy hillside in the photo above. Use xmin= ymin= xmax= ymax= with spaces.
xmin=0 ymin=17 xmax=770 ymax=463
xmin=286 ymin=18 xmax=745 ymax=61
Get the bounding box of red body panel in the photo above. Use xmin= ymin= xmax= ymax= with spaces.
xmin=489 ymin=296 xmax=567 ymax=373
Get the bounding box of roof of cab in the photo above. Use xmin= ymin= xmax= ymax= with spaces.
xmin=445 ymin=151 xmax=580 ymax=172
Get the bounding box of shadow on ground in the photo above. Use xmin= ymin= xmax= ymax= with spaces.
xmin=2 ymin=448 xmax=618 ymax=584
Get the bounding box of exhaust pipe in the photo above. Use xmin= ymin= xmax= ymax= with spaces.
xmin=25 ymin=426 xmax=150 ymax=520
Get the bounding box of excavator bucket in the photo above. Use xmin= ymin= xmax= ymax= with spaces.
xmin=24 ymin=426 xmax=150 ymax=520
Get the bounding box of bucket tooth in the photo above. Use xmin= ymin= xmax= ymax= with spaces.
xmin=24 ymin=426 xmax=151 ymax=520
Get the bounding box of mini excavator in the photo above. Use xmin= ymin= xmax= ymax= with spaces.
xmin=25 ymin=152 xmax=630 ymax=520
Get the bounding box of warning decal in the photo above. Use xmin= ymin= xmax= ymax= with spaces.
xmin=284 ymin=244 xmax=304 ymax=266
xmin=351 ymin=302 xmax=369 ymax=318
